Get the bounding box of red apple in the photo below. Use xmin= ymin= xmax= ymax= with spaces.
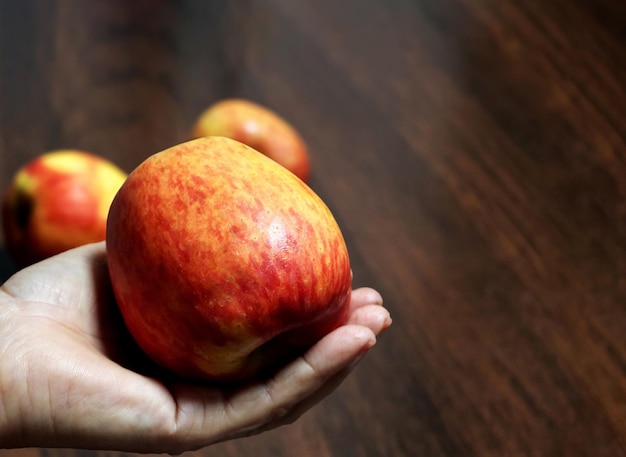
xmin=191 ymin=99 xmax=311 ymax=182
xmin=106 ymin=137 xmax=351 ymax=382
xmin=2 ymin=150 xmax=127 ymax=268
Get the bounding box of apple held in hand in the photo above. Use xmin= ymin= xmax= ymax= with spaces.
xmin=2 ymin=150 xmax=127 ymax=268
xmin=191 ymin=99 xmax=311 ymax=182
xmin=106 ymin=137 xmax=351 ymax=382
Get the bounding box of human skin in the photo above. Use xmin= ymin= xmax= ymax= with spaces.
xmin=0 ymin=242 xmax=391 ymax=453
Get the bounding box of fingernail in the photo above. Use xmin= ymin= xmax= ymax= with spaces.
xmin=381 ymin=313 xmax=393 ymax=332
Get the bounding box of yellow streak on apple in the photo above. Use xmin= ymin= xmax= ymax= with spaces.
xmin=40 ymin=151 xmax=127 ymax=221
xmin=13 ymin=170 xmax=37 ymax=195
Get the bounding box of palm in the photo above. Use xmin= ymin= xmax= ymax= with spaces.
xmin=0 ymin=242 xmax=390 ymax=453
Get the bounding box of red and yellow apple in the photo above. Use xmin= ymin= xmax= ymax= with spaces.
xmin=2 ymin=150 xmax=127 ymax=268
xmin=190 ymin=99 xmax=311 ymax=182
xmin=106 ymin=136 xmax=351 ymax=382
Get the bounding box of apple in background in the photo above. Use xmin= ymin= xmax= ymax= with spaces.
xmin=106 ymin=137 xmax=351 ymax=382
xmin=2 ymin=150 xmax=127 ymax=268
xmin=190 ymin=99 xmax=311 ymax=183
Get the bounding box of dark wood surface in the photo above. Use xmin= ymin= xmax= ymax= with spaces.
xmin=1 ymin=0 xmax=626 ymax=456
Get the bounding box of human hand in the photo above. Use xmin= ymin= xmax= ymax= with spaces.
xmin=0 ymin=242 xmax=391 ymax=453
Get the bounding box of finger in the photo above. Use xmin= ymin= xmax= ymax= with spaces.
xmin=348 ymin=287 xmax=390 ymax=335
xmin=170 ymin=324 xmax=376 ymax=449
xmin=238 ymin=364 xmax=355 ymax=438
xmin=227 ymin=324 xmax=375 ymax=433
xmin=350 ymin=287 xmax=383 ymax=310
xmin=346 ymin=304 xmax=392 ymax=335
xmin=1 ymin=241 xmax=107 ymax=304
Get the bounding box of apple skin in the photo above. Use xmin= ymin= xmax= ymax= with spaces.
xmin=2 ymin=150 xmax=127 ymax=268
xmin=106 ymin=137 xmax=351 ymax=383
xmin=191 ymin=99 xmax=311 ymax=183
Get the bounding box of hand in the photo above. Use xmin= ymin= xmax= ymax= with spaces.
xmin=0 ymin=242 xmax=391 ymax=453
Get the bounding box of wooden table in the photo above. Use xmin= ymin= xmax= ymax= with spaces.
xmin=1 ymin=1 xmax=626 ymax=456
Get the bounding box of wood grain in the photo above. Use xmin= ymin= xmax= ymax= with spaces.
xmin=1 ymin=0 xmax=626 ymax=455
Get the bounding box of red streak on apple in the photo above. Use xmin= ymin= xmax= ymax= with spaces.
xmin=106 ymin=137 xmax=351 ymax=382
xmin=27 ymin=158 xmax=99 ymax=231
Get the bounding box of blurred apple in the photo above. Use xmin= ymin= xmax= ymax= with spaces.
xmin=191 ymin=99 xmax=311 ymax=182
xmin=2 ymin=150 xmax=127 ymax=268
xmin=106 ymin=137 xmax=351 ymax=382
